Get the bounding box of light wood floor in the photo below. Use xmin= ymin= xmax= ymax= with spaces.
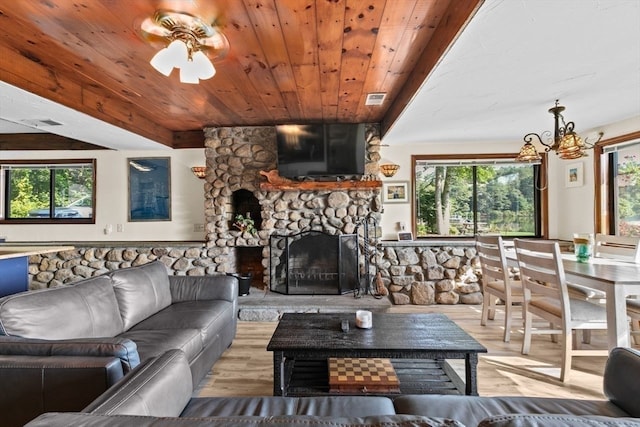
xmin=196 ymin=304 xmax=637 ymax=399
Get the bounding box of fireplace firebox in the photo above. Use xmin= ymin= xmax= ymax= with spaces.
xmin=269 ymin=231 xmax=359 ymax=295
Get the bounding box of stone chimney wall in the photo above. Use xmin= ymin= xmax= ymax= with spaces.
xmin=203 ymin=125 xmax=383 ymax=288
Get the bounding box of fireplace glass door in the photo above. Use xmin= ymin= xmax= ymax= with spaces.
xmin=269 ymin=231 xmax=359 ymax=295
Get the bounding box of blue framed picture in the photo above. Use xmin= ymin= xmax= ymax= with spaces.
xmin=128 ymin=157 xmax=171 ymax=221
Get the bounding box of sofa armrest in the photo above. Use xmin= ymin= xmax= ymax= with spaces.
xmin=84 ymin=349 xmax=192 ymax=417
xmin=0 ymin=336 xmax=140 ymax=373
xmin=169 ymin=275 xmax=238 ymax=303
xmin=0 ymin=355 xmax=124 ymax=427
xmin=478 ymin=414 xmax=640 ymax=426
xmin=603 ymin=347 xmax=640 ymax=417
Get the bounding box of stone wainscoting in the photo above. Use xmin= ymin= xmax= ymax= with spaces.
xmin=25 ymin=241 xmax=484 ymax=307
xmin=379 ymin=242 xmax=482 ymax=305
xmin=26 ymin=243 xmax=216 ymax=290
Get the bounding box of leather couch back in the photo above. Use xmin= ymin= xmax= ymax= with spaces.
xmin=0 ymin=276 xmax=124 ymax=339
xmin=110 ymin=261 xmax=172 ymax=331
xmin=603 ymin=347 xmax=640 ymax=417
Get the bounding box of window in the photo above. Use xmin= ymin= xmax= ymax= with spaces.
xmin=412 ymin=154 xmax=545 ymax=238
xmin=1 ymin=159 xmax=96 ymax=223
xmin=598 ymin=137 xmax=640 ymax=237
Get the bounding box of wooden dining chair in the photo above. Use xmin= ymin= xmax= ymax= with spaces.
xmin=476 ymin=235 xmax=523 ymax=342
xmin=513 ymin=238 xmax=608 ymax=382
xmin=594 ymin=233 xmax=640 ymax=263
xmin=627 ymin=298 xmax=640 ymax=345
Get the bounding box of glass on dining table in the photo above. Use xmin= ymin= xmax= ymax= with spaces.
xmin=573 ymin=233 xmax=594 ymax=263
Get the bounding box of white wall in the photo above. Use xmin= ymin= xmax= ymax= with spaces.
xmin=380 ymin=115 xmax=640 ymax=241
xmin=552 ymin=116 xmax=640 ymax=241
xmin=0 ymin=148 xmax=207 ymax=242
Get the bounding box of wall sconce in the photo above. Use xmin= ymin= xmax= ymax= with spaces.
xmin=191 ymin=166 xmax=206 ymax=179
xmin=140 ymin=10 xmax=229 ymax=84
xmin=380 ymin=163 xmax=400 ymax=177
xmin=516 ymin=100 xmax=603 ymax=162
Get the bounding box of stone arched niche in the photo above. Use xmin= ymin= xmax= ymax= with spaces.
xmin=231 ymin=189 xmax=261 ymax=231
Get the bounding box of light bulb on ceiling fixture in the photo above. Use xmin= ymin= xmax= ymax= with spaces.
xmin=150 ymin=39 xmax=188 ymax=76
xmin=192 ymin=50 xmax=216 ymax=79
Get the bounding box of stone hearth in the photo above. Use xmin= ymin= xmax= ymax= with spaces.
xmin=236 ymin=291 xmax=391 ymax=321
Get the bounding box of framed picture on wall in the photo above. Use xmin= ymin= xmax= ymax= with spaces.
xmin=128 ymin=157 xmax=172 ymax=221
xmin=383 ymin=181 xmax=410 ymax=203
xmin=565 ymin=162 xmax=584 ymax=188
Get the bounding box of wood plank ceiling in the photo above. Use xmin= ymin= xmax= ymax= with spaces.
xmin=0 ymin=0 xmax=482 ymax=149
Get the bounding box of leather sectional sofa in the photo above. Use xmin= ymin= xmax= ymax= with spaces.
xmin=25 ymin=347 xmax=640 ymax=426
xmin=0 ymin=260 xmax=238 ymax=427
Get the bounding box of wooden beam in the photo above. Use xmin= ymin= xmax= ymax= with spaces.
xmin=0 ymin=133 xmax=107 ymax=150
xmin=380 ymin=0 xmax=485 ymax=138
xmin=172 ymin=130 xmax=205 ymax=149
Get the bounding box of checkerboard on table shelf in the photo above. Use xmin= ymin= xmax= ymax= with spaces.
xmin=328 ymin=357 xmax=400 ymax=393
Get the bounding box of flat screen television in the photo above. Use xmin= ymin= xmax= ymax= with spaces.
xmin=276 ymin=123 xmax=366 ymax=179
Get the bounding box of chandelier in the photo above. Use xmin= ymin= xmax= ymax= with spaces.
xmin=140 ymin=10 xmax=229 ymax=84
xmin=516 ymin=100 xmax=603 ymax=162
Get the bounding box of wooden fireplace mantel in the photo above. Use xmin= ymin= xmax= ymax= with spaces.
xmin=259 ymin=180 xmax=382 ymax=191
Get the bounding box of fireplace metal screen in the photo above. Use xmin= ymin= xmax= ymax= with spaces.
xmin=269 ymin=231 xmax=359 ymax=295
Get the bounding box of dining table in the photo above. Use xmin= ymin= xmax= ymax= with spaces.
xmin=506 ymin=250 xmax=640 ymax=351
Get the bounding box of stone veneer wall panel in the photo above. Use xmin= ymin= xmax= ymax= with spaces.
xmin=26 ymin=245 xmax=219 ymax=289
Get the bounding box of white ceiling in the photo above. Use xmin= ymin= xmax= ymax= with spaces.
xmin=1 ymin=0 xmax=639 ymax=150
xmin=384 ymin=0 xmax=640 ymax=145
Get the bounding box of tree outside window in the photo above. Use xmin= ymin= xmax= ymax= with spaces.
xmin=1 ymin=160 xmax=95 ymax=223
xmin=413 ymin=155 xmax=542 ymax=238
xmin=609 ymin=142 xmax=640 ymax=237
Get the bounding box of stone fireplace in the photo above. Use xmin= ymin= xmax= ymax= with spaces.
xmin=203 ymin=125 xmax=382 ymax=293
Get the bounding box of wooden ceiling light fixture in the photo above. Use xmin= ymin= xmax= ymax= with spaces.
xmin=140 ymin=10 xmax=229 ymax=84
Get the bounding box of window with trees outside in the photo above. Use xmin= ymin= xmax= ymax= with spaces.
xmin=598 ymin=138 xmax=640 ymax=237
xmin=1 ymin=159 xmax=95 ymax=223
xmin=413 ymin=154 xmax=544 ymax=238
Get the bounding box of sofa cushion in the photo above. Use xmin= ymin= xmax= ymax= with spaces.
xmin=603 ymin=347 xmax=640 ymax=417
xmin=393 ymin=395 xmax=629 ymax=427
xmin=25 ymin=413 xmax=466 ymax=427
xmin=110 ymin=261 xmax=172 ymax=331
xmin=478 ymin=414 xmax=640 ymax=426
xmin=130 ymin=300 xmax=234 ymax=343
xmin=118 ymin=329 xmax=202 ymax=362
xmin=181 ymin=396 xmax=397 ymax=418
xmin=0 ymin=276 xmax=123 ymax=339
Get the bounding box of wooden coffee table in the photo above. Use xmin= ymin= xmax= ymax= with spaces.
xmin=267 ymin=312 xmax=487 ymax=396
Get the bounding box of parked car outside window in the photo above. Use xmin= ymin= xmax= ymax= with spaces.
xmin=27 ymin=196 xmax=93 ymax=219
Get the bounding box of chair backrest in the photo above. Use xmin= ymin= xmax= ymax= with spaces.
xmin=594 ymin=233 xmax=640 ymax=263
xmin=476 ymin=235 xmax=511 ymax=289
xmin=513 ymin=239 xmax=570 ymax=315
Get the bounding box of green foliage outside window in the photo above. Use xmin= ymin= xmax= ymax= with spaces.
xmin=415 ymin=160 xmax=539 ymax=237
xmin=2 ymin=161 xmax=95 ymax=220
xmin=615 ymin=145 xmax=640 ymax=236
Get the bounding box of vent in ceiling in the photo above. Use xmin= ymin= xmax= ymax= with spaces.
xmin=365 ymin=92 xmax=386 ymax=106
xmin=20 ymin=118 xmax=64 ymax=127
